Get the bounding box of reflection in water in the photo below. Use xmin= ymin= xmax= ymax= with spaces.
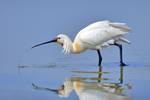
xmin=32 ymin=83 xmax=58 ymax=94
xmin=32 ymin=65 xmax=131 ymax=100
xmin=98 ymin=66 xmax=102 ymax=82
xmin=120 ymin=66 xmax=124 ymax=84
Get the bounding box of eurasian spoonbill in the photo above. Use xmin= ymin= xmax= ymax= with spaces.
xmin=32 ymin=20 xmax=131 ymax=66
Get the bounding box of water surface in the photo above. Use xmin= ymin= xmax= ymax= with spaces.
xmin=0 ymin=61 xmax=150 ymax=100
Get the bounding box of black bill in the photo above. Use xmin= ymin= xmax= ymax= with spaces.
xmin=32 ymin=38 xmax=58 ymax=48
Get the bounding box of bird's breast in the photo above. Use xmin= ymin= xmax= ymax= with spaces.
xmin=72 ymin=42 xmax=85 ymax=53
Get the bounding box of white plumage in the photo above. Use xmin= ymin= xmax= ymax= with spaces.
xmin=74 ymin=20 xmax=131 ymax=50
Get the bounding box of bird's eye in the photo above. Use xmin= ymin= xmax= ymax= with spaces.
xmin=58 ymin=85 xmax=65 ymax=90
xmin=61 ymin=85 xmax=64 ymax=89
xmin=57 ymin=37 xmax=61 ymax=40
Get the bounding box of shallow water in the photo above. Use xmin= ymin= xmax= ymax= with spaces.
xmin=0 ymin=61 xmax=150 ymax=100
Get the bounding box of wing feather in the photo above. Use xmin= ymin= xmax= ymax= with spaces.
xmin=78 ymin=28 xmax=123 ymax=46
xmin=109 ymin=22 xmax=131 ymax=32
xmin=74 ymin=20 xmax=131 ymax=48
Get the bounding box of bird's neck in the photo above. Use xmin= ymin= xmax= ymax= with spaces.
xmin=62 ymin=36 xmax=85 ymax=54
xmin=63 ymin=42 xmax=84 ymax=54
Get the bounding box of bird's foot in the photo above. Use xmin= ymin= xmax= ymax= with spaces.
xmin=120 ymin=62 xmax=128 ymax=66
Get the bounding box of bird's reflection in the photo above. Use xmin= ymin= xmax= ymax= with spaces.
xmin=32 ymin=65 xmax=131 ymax=100
xmin=120 ymin=65 xmax=124 ymax=84
xmin=98 ymin=66 xmax=102 ymax=82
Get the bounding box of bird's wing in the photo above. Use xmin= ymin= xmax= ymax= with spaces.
xmin=78 ymin=28 xmax=124 ymax=46
xmin=77 ymin=20 xmax=110 ymax=34
xmin=74 ymin=20 xmax=131 ymax=46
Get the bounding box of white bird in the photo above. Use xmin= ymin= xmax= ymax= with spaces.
xmin=32 ymin=20 xmax=131 ymax=66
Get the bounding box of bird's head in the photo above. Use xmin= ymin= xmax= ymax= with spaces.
xmin=57 ymin=78 xmax=73 ymax=97
xmin=32 ymin=34 xmax=73 ymax=54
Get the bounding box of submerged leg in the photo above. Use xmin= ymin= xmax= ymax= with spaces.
xmin=97 ymin=50 xmax=102 ymax=67
xmin=114 ymin=43 xmax=127 ymax=66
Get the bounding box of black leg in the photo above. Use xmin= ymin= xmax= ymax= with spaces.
xmin=97 ymin=50 xmax=102 ymax=67
xmin=114 ymin=43 xmax=127 ymax=66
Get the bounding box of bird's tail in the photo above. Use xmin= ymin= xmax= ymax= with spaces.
xmin=110 ymin=22 xmax=132 ymax=32
xmin=119 ymin=37 xmax=131 ymax=44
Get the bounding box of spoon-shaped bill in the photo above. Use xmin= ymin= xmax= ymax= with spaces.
xmin=31 ymin=38 xmax=58 ymax=48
